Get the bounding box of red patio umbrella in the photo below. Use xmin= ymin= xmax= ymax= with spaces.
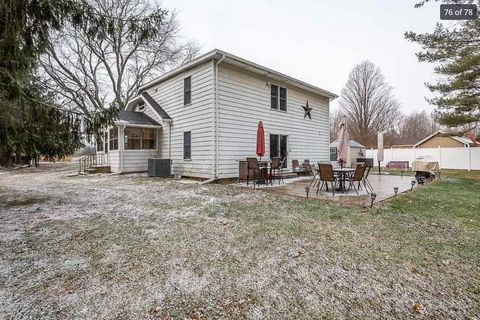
xmin=256 ymin=121 xmax=265 ymax=159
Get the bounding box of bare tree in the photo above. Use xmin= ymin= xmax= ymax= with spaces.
xmin=40 ymin=0 xmax=199 ymax=130
xmin=398 ymin=111 xmax=440 ymax=140
xmin=329 ymin=110 xmax=343 ymax=141
xmin=339 ymin=61 xmax=401 ymax=147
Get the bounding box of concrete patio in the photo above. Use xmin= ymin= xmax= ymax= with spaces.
xmin=236 ymin=173 xmax=419 ymax=207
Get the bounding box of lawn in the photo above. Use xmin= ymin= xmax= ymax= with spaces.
xmin=0 ymin=163 xmax=479 ymax=319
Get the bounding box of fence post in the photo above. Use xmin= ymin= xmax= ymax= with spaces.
xmin=391 ymin=147 xmax=394 ymax=161
xmin=438 ymin=146 xmax=442 ymax=170
xmin=468 ymin=144 xmax=471 ymax=171
xmin=412 ymin=147 xmax=416 ymax=165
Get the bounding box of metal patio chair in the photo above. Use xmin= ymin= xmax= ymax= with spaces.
xmin=317 ymin=163 xmax=339 ymax=196
xmin=246 ymin=157 xmax=268 ymax=188
xmin=347 ymin=163 xmax=367 ymax=195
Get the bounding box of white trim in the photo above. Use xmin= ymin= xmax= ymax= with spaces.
xmin=139 ymin=49 xmax=338 ymax=100
xmin=113 ymin=121 xmax=162 ymax=129
xmin=451 ymin=136 xmax=472 ymax=146
xmin=141 ymin=96 xmax=165 ymax=123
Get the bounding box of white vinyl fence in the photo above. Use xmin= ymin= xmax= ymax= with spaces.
xmin=366 ymin=146 xmax=480 ymax=171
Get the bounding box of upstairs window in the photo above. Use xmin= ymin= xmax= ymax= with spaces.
xmin=109 ymin=128 xmax=118 ymax=150
xmin=184 ymin=76 xmax=191 ymax=105
xmin=271 ymin=84 xmax=287 ymax=111
xmin=183 ymin=131 xmax=191 ymax=159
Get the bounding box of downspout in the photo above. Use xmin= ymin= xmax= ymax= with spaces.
xmin=118 ymin=125 xmax=126 ymax=173
xmin=211 ymin=53 xmax=226 ymax=180
xmin=167 ymin=120 xmax=172 ymax=175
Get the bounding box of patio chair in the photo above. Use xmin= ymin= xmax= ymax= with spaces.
xmin=270 ymin=157 xmax=284 ymax=185
xmin=292 ymin=160 xmax=305 ymax=175
xmin=360 ymin=165 xmax=374 ymax=194
xmin=309 ymin=163 xmax=321 ymax=189
xmin=347 ymin=163 xmax=367 ymax=195
xmin=246 ymin=157 xmax=267 ymax=188
xmin=317 ymin=163 xmax=338 ymax=196
xmin=304 ymin=160 xmax=313 ymax=175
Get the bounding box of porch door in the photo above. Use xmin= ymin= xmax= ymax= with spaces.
xmin=270 ymin=134 xmax=288 ymax=168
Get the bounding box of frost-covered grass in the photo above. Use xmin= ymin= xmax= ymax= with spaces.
xmin=0 ymin=163 xmax=479 ymax=319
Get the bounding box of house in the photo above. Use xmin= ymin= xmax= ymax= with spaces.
xmin=96 ymin=49 xmax=337 ymax=179
xmin=385 ymin=137 xmax=419 ymax=149
xmin=414 ymin=130 xmax=478 ymax=148
xmin=329 ymin=139 xmax=366 ymax=167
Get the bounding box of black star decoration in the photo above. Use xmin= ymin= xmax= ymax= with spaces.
xmin=302 ymin=100 xmax=312 ymax=119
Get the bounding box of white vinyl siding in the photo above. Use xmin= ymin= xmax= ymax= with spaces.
xmin=145 ymin=61 xmax=214 ymax=178
xmin=216 ymin=64 xmax=330 ymax=178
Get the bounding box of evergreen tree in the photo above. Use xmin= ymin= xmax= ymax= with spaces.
xmin=405 ymin=1 xmax=480 ymax=128
xmin=0 ymin=0 xmax=177 ymax=166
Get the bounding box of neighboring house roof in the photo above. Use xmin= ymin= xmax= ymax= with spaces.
xmin=126 ymin=92 xmax=171 ymax=120
xmin=414 ymin=130 xmax=478 ymax=147
xmin=451 ymin=136 xmax=476 ymax=145
xmin=138 ymin=49 xmax=338 ymax=100
xmin=330 ymin=139 xmax=366 ymax=148
xmin=387 ymin=137 xmax=419 ymax=147
xmin=117 ymin=111 xmax=161 ymax=126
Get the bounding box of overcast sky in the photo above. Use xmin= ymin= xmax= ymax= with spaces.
xmin=162 ymin=0 xmax=442 ymax=115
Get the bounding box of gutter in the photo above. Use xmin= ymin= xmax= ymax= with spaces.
xmin=212 ymin=53 xmax=226 ymax=180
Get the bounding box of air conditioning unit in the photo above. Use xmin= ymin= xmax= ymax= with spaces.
xmin=148 ymin=158 xmax=171 ymax=177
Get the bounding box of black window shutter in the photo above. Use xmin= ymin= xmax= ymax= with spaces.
xmin=184 ymin=77 xmax=191 ymax=105
xmin=271 ymin=85 xmax=278 ymax=109
xmin=184 ymin=131 xmax=191 ymax=159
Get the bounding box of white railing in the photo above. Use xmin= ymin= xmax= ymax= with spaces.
xmin=78 ymin=154 xmax=110 ymax=173
xmin=366 ymin=146 xmax=480 ymax=171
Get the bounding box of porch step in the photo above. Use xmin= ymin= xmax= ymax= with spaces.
xmin=86 ymin=165 xmax=111 ymax=174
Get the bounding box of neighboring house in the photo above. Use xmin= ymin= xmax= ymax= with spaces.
xmin=386 ymin=137 xmax=419 ymax=149
xmin=96 ymin=49 xmax=337 ymax=178
xmin=329 ymin=139 xmax=366 ymax=167
xmin=414 ymin=130 xmax=479 ymax=148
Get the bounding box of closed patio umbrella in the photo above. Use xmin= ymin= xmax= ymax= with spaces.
xmin=337 ymin=116 xmax=349 ymax=168
xmin=256 ymin=121 xmax=265 ymax=160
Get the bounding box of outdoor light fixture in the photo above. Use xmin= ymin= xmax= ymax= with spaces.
xmin=394 ymin=187 xmax=399 ymax=196
xmin=370 ymin=193 xmax=377 ymax=208
xmin=305 ymin=186 xmax=310 ymax=199
xmin=411 ymin=180 xmax=416 ymax=190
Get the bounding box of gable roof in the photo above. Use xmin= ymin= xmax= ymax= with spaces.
xmin=451 ymin=136 xmax=476 ymax=145
xmin=414 ymin=130 xmax=477 ymax=147
xmin=117 ymin=111 xmax=161 ymax=127
xmin=141 ymin=92 xmax=171 ymax=120
xmin=386 ymin=136 xmax=419 ymax=147
xmin=126 ymin=92 xmax=171 ymax=121
xmin=138 ymin=49 xmax=338 ymax=100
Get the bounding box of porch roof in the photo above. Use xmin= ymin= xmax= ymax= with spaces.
xmin=117 ymin=111 xmax=161 ymax=127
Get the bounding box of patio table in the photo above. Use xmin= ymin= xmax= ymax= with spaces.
xmin=333 ymin=168 xmax=355 ymax=192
